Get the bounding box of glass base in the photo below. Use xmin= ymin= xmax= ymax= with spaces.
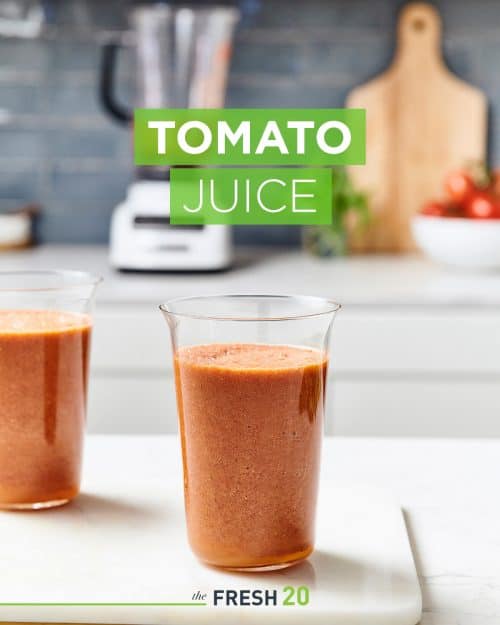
xmin=224 ymin=556 xmax=309 ymax=572
xmin=0 ymin=498 xmax=71 ymax=511
xmin=200 ymin=546 xmax=313 ymax=572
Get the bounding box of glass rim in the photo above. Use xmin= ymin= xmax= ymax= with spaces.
xmin=160 ymin=294 xmax=341 ymax=322
xmin=0 ymin=270 xmax=103 ymax=293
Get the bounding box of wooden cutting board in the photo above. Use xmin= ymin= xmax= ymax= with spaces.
xmin=346 ymin=2 xmax=487 ymax=252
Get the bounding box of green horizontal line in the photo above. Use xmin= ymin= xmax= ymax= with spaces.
xmin=0 ymin=602 xmax=207 ymax=607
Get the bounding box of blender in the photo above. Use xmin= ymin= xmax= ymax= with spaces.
xmin=100 ymin=4 xmax=239 ymax=271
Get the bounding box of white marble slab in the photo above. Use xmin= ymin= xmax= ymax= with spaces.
xmin=0 ymin=437 xmax=421 ymax=625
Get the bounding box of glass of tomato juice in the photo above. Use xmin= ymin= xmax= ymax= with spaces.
xmin=0 ymin=271 xmax=100 ymax=510
xmin=161 ymin=294 xmax=340 ymax=571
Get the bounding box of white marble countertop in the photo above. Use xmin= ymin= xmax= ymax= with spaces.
xmin=2 ymin=244 xmax=500 ymax=308
xmin=0 ymin=435 xmax=499 ymax=625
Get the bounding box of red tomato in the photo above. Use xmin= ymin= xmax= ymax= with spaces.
xmin=445 ymin=203 xmax=466 ymax=218
xmin=444 ymin=170 xmax=475 ymax=204
xmin=419 ymin=201 xmax=448 ymax=217
xmin=465 ymin=191 xmax=500 ymax=219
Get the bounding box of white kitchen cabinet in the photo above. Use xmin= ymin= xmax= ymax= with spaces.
xmin=91 ymin=308 xmax=170 ymax=370
xmin=4 ymin=245 xmax=500 ymax=437
xmin=330 ymin=377 xmax=500 ymax=437
xmin=333 ymin=311 xmax=500 ymax=373
xmin=87 ymin=307 xmax=500 ymax=436
xmin=87 ymin=374 xmax=176 ymax=434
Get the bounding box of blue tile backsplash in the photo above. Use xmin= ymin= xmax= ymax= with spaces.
xmin=0 ymin=0 xmax=499 ymax=245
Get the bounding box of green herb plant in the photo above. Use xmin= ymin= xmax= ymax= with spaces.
xmin=304 ymin=167 xmax=370 ymax=256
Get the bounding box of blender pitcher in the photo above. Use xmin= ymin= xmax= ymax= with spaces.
xmin=101 ymin=4 xmax=239 ymax=272
xmin=99 ymin=4 xmax=239 ymax=123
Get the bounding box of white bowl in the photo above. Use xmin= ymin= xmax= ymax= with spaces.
xmin=412 ymin=215 xmax=500 ymax=270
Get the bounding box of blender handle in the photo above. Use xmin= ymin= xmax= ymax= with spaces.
xmin=99 ymin=39 xmax=133 ymax=124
